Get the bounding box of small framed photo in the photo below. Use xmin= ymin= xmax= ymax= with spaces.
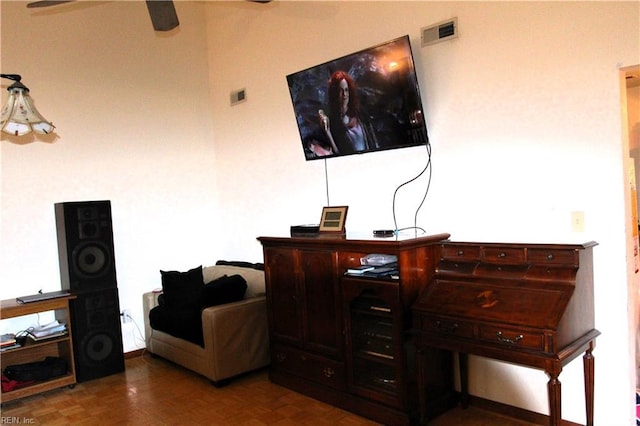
xmin=319 ymin=206 xmax=348 ymax=233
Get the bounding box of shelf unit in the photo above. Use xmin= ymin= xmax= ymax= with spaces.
xmin=343 ymin=276 xmax=401 ymax=407
xmin=0 ymin=296 xmax=77 ymax=402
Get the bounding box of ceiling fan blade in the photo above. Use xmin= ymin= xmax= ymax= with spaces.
xmin=145 ymin=0 xmax=179 ymax=32
xmin=27 ymin=1 xmax=74 ymax=8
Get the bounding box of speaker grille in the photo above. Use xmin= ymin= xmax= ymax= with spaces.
xmin=70 ymin=289 xmax=124 ymax=382
xmin=72 ymin=242 xmax=111 ymax=277
xmin=80 ymin=332 xmax=117 ymax=363
xmin=55 ymin=201 xmax=117 ymax=293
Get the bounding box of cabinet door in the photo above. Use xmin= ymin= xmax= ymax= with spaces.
xmin=264 ymin=247 xmax=303 ymax=345
xmin=299 ymin=250 xmax=342 ymax=357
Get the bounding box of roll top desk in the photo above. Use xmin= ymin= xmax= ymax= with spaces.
xmin=412 ymin=241 xmax=599 ymax=425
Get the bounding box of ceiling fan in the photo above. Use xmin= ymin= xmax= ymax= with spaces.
xmin=27 ymin=0 xmax=272 ymax=32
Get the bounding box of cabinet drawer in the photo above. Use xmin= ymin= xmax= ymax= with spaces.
xmin=478 ymin=324 xmax=545 ymax=351
xmin=417 ymin=315 xmax=474 ymax=340
xmin=527 ymin=248 xmax=578 ymax=266
xmin=481 ymin=247 xmax=526 ymax=264
xmin=437 ymin=260 xmax=478 ymax=275
xmin=474 ymin=263 xmax=528 ymax=279
xmin=441 ymin=245 xmax=480 ymax=261
xmin=525 ymin=265 xmax=577 ymax=282
xmin=271 ymin=345 xmax=346 ymax=391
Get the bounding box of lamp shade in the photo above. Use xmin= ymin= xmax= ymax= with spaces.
xmin=0 ymin=76 xmax=54 ymax=136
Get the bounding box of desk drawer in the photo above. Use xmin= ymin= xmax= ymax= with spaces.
xmin=481 ymin=247 xmax=526 ymax=264
xmin=527 ymin=248 xmax=578 ymax=266
xmin=478 ymin=324 xmax=545 ymax=351
xmin=437 ymin=260 xmax=478 ymax=275
xmin=525 ymin=265 xmax=577 ymax=282
xmin=271 ymin=344 xmax=346 ymax=391
xmin=418 ymin=315 xmax=475 ymax=340
xmin=441 ymin=245 xmax=481 ymax=261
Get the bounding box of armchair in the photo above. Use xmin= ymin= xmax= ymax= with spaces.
xmin=142 ymin=262 xmax=270 ymax=386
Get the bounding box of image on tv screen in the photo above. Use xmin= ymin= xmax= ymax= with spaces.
xmin=287 ymin=35 xmax=429 ymax=161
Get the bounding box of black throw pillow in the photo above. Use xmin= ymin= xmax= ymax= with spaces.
xmin=202 ymin=274 xmax=247 ymax=308
xmin=160 ymin=266 xmax=204 ymax=311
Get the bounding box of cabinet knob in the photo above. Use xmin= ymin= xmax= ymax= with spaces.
xmin=435 ymin=320 xmax=459 ymax=334
xmin=323 ymin=367 xmax=335 ymax=378
xmin=546 ymin=253 xmax=555 ymax=260
xmin=497 ymin=252 xmax=507 ymax=258
xmin=276 ymin=353 xmax=286 ymax=363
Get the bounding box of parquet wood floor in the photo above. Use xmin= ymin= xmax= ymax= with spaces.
xmin=0 ymin=354 xmax=535 ymax=425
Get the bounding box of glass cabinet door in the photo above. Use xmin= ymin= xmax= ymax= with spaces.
xmin=343 ymin=278 xmax=403 ymax=407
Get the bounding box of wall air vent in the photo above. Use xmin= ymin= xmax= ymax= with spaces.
xmin=421 ymin=17 xmax=458 ymax=47
xmin=230 ymin=88 xmax=247 ymax=106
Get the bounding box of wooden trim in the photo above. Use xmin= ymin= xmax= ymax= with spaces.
xmin=124 ymin=349 xmax=146 ymax=359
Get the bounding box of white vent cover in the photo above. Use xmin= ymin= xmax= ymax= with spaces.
xmin=421 ymin=17 xmax=458 ymax=47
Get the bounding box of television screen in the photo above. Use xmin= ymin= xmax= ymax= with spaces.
xmin=286 ymin=35 xmax=428 ymax=161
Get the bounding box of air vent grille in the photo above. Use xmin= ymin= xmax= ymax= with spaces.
xmin=230 ymin=89 xmax=247 ymax=106
xmin=421 ymin=17 xmax=458 ymax=47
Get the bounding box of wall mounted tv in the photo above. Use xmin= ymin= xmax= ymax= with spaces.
xmin=287 ymin=35 xmax=429 ymax=161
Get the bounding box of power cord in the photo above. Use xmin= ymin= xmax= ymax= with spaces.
xmin=121 ymin=312 xmax=147 ymax=350
xmin=392 ymin=140 xmax=433 ymax=235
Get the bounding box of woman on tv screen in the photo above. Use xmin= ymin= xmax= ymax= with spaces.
xmin=320 ymin=70 xmax=373 ymax=155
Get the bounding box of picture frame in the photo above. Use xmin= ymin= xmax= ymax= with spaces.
xmin=319 ymin=206 xmax=348 ymax=233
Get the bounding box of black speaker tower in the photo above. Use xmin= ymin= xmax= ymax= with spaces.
xmin=55 ymin=200 xmax=125 ymax=382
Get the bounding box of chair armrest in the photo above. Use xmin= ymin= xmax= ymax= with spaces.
xmin=201 ymin=296 xmax=269 ymax=378
xmin=201 ymin=296 xmax=266 ymax=346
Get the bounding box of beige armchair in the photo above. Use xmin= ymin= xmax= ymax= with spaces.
xmin=142 ymin=264 xmax=270 ymax=385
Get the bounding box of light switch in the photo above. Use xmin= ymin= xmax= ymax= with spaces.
xmin=571 ymin=211 xmax=585 ymax=232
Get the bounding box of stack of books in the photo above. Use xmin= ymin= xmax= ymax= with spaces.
xmin=26 ymin=320 xmax=68 ymax=341
xmin=345 ymin=262 xmax=399 ymax=278
xmin=0 ymin=333 xmax=20 ymax=351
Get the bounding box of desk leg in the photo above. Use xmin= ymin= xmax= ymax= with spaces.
xmin=416 ymin=347 xmax=427 ymax=425
xmin=459 ymin=352 xmax=469 ymax=409
xmin=546 ymin=370 xmax=562 ymax=426
xmin=583 ymin=340 xmax=595 ymax=426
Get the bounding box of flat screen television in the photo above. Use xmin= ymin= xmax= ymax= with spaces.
xmin=286 ymin=35 xmax=429 ymax=161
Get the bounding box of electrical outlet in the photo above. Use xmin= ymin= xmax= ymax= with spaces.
xmin=122 ymin=309 xmax=132 ymax=324
xmin=571 ymin=211 xmax=585 ymax=232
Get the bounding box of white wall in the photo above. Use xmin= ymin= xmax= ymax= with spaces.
xmin=0 ymin=1 xmax=218 ymax=350
xmin=1 ymin=1 xmax=639 ymax=425
xmin=206 ymin=2 xmax=639 ymax=425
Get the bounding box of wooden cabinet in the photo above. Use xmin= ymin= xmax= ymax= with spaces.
xmin=412 ymin=241 xmax=599 ymax=426
xmin=259 ymin=233 xmax=452 ymax=425
xmin=0 ymin=296 xmax=77 ymax=402
xmin=265 ymin=247 xmax=343 ymax=352
xmin=265 ymin=246 xmax=345 ymax=391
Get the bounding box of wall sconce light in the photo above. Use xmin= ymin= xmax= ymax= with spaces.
xmin=0 ymin=74 xmax=55 ymax=136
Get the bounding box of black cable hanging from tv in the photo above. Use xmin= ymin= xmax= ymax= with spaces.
xmin=392 ymin=140 xmax=432 ymax=236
